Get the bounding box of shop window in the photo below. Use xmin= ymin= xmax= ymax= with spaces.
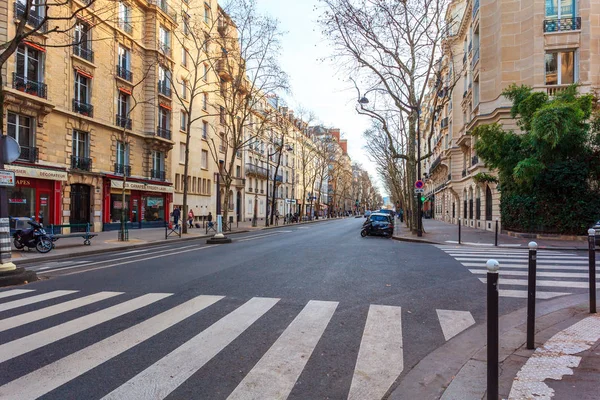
xmin=110 ymin=193 xmax=130 ymax=223
xmin=143 ymin=196 xmax=165 ymax=221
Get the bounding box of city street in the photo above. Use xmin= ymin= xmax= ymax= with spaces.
xmin=0 ymin=218 xmax=594 ymax=399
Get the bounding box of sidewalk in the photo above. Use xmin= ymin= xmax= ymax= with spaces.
xmin=390 ymin=293 xmax=600 ymax=400
xmin=393 ymin=218 xmax=590 ymax=250
xmin=9 ymin=216 xmax=340 ymax=265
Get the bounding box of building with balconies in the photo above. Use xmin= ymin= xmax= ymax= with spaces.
xmin=421 ymin=0 xmax=600 ymax=233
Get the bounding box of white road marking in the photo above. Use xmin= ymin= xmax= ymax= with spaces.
xmin=0 ymin=295 xmax=223 ymax=400
xmin=478 ymin=277 xmax=591 ymax=288
xmin=436 ymin=309 xmax=476 ymax=341
xmin=0 ymin=291 xmax=123 ymax=332
xmin=0 ymin=293 xmax=171 ymax=363
xmin=498 ymin=290 xmax=570 ymax=299
xmin=0 ymin=289 xmax=35 ymax=300
xmin=103 ymin=297 xmax=280 ymax=400
xmin=444 ymin=241 xmax=522 ymax=247
xmin=455 ymin=257 xmax=587 ymax=264
xmin=348 ymin=305 xmax=403 ymax=400
xmin=227 ymin=300 xmax=338 ymax=400
xmin=236 ymin=232 xmax=291 ymax=242
xmin=460 ymin=262 xmax=589 ymax=271
xmin=445 ymin=251 xmax=581 ymax=257
xmin=41 ymin=245 xmax=219 ymax=276
xmin=468 ymin=269 xmax=593 ymax=279
xmin=0 ymin=290 xmax=78 ymax=313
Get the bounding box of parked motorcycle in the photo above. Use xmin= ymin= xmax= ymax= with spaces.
xmin=13 ymin=220 xmax=53 ymax=253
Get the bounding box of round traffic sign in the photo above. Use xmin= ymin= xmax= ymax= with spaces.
xmin=415 ymin=180 xmax=424 ymax=189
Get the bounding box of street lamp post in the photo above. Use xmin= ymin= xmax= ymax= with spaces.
xmin=206 ymin=163 xmax=232 ymax=244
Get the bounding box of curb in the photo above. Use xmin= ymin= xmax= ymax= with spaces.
xmin=391 ymin=235 xmax=440 ymax=245
xmin=388 ymin=292 xmax=591 ymax=400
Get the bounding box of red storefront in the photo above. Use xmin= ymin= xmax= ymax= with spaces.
xmin=5 ymin=164 xmax=66 ymax=226
xmin=102 ymin=177 xmax=173 ymax=230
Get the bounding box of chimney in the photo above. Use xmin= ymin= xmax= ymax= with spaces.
xmin=330 ymin=128 xmax=341 ymax=142
xmin=340 ymin=139 xmax=348 ymax=154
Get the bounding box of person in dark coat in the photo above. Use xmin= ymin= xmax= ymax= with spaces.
xmin=172 ymin=206 xmax=181 ymax=228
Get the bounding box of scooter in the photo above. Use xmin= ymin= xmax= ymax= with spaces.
xmin=13 ymin=220 xmax=54 ymax=253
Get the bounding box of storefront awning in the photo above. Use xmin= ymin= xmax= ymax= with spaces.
xmin=5 ymin=164 xmax=68 ymax=181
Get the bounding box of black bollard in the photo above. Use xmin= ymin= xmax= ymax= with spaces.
xmin=527 ymin=241 xmax=538 ymax=349
xmin=458 ymin=218 xmax=462 ymax=245
xmin=487 ymin=259 xmax=499 ymax=400
xmin=589 ymin=229 xmax=596 ymax=314
xmin=495 ymin=218 xmax=499 ymax=247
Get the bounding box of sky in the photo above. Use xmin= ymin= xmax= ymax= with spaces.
xmin=254 ymin=0 xmax=385 ymax=194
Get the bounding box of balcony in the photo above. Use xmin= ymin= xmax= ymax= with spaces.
xmin=114 ymin=163 xmax=131 ymax=176
xmin=471 ymin=155 xmax=479 ymax=166
xmin=430 ymin=156 xmax=442 ymax=173
xmin=73 ymin=46 xmax=94 ymax=62
xmin=71 ymin=156 xmax=93 ymax=172
xmin=119 ymin=20 xmax=133 ymax=34
xmin=248 ymin=187 xmax=253 ymax=193
xmin=17 ymin=146 xmax=39 ymax=163
xmin=13 ymin=2 xmax=47 ymax=32
xmin=159 ymin=42 xmax=171 ymax=57
xmin=72 ymin=99 xmax=93 ymax=117
xmin=472 ymin=47 xmax=480 ymax=66
xmin=156 ymin=126 xmax=171 ymax=140
xmin=151 ymin=169 xmax=166 ymax=181
xmin=148 ymin=0 xmax=177 ymax=21
xmin=440 ymin=117 xmax=448 ymax=129
xmin=116 ymin=114 xmax=132 ymax=129
xmin=245 ymin=163 xmax=268 ymax=179
xmin=158 ymin=81 xmax=171 ymax=97
xmin=116 ymin=65 xmax=133 ymax=82
xmin=545 ymin=84 xmax=571 ymax=97
xmin=543 ymin=17 xmax=581 ymax=33
xmin=12 ymin=73 xmax=47 ymax=99
xmin=472 ymin=0 xmax=479 ymax=19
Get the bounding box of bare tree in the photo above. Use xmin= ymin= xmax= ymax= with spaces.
xmin=204 ymin=0 xmax=288 ymax=226
xmin=319 ymin=0 xmax=461 ymax=234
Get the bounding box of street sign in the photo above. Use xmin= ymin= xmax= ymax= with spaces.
xmin=415 ymin=180 xmax=424 ymax=189
xmin=0 ymin=170 xmax=15 ymax=187
xmin=414 ymin=188 xmax=424 ymax=193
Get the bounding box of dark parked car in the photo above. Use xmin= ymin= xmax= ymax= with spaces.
xmin=377 ymin=209 xmax=396 ymax=220
xmin=361 ymin=213 xmax=394 ymax=237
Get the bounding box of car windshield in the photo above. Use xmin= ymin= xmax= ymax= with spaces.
xmin=370 ymin=215 xmax=389 ymax=222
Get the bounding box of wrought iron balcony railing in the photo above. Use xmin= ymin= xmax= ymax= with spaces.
xmin=151 ymin=169 xmax=166 ymax=181
xmin=73 ymin=45 xmax=94 ymax=62
xmin=245 ymin=163 xmax=268 ymax=178
xmin=543 ymin=17 xmax=581 ymax=32
xmin=148 ymin=0 xmax=177 ymax=21
xmin=116 ymin=114 xmax=132 ymax=129
xmin=440 ymin=117 xmax=449 ymax=129
xmin=17 ymin=146 xmax=39 ymax=163
xmin=116 ymin=65 xmax=133 ymax=81
xmin=156 ymin=126 xmax=171 ymax=140
xmin=12 ymin=73 xmax=47 ymax=98
xmin=114 ymin=163 xmax=131 ymax=176
xmin=119 ymin=20 xmax=133 ymax=34
xmin=471 ymin=155 xmax=479 ymax=166
xmin=157 ymin=81 xmax=171 ymax=97
xmin=71 ymin=156 xmax=92 ymax=171
xmin=73 ymin=99 xmax=94 ymax=117
xmin=13 ymin=2 xmax=47 ymax=32
xmin=462 ymin=169 xmax=467 ymax=178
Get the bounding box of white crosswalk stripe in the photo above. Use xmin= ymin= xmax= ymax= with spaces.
xmin=0 ymin=289 xmax=35 ymax=300
xmin=0 ymin=290 xmax=78 ymax=312
xmin=437 ymin=245 xmax=595 ymax=299
xmin=0 ymin=288 xmax=477 ymax=400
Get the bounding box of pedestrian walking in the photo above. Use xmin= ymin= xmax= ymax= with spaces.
xmin=188 ymin=209 xmax=194 ymax=228
xmin=207 ymin=211 xmax=213 ymax=228
xmin=399 ymin=208 xmax=404 ymax=223
xmin=172 ymin=206 xmax=181 ymax=228
xmin=275 ymin=210 xmax=280 ymax=225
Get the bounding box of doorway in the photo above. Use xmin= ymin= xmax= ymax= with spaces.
xmin=236 ymin=191 xmax=242 ymax=223
xmin=70 ymin=184 xmax=91 ymax=231
xmin=37 ymin=190 xmax=51 ymax=226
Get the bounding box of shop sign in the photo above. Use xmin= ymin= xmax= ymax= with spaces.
xmin=5 ymin=165 xmax=68 ymax=181
xmin=111 ymin=180 xmax=174 ymax=193
xmin=40 ymin=197 xmax=48 ymax=206
xmin=9 ymin=198 xmax=26 ymax=204
xmin=0 ymin=170 xmax=15 ymax=187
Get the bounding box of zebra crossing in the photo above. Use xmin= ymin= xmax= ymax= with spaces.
xmin=437 ymin=245 xmax=595 ymax=299
xmin=0 ymin=288 xmax=477 ymax=400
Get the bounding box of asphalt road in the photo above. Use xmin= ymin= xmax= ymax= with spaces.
xmin=0 ymin=218 xmax=592 ymax=399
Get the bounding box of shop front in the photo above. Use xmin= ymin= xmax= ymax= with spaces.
xmin=102 ymin=178 xmax=173 ymax=231
xmin=5 ymin=164 xmax=66 ymax=227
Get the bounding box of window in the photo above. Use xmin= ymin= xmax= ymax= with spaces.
xmin=236 ymin=165 xmax=241 ymax=177
xmin=73 ymin=20 xmax=92 ymax=61
xmin=545 ymin=50 xmax=575 ymax=85
xmin=116 ymin=141 xmax=129 ymax=165
xmin=201 ymin=150 xmax=208 ymax=169
xmin=181 ymin=79 xmax=188 ymax=99
xmin=204 ymin=3 xmax=211 ymax=24
xmin=16 ymin=44 xmax=43 ymax=83
xmin=175 ymin=174 xmax=180 ymax=191
xmin=181 ymin=47 xmax=188 ymax=67
xmin=183 ymin=13 xmax=190 ymax=35
xmin=180 ymin=110 xmax=188 ymax=131
xmin=118 ymin=2 xmax=132 ymax=33
xmin=158 ymin=65 xmax=171 ymax=95
xmin=545 ymin=0 xmax=574 ymax=18
xmin=202 ymin=120 xmax=208 ymax=139
xmin=203 ymin=64 xmax=208 ymax=81
xmin=152 ymin=151 xmax=165 ymax=171
xmin=203 ymin=93 xmax=208 ymax=110
xmin=219 ymin=132 xmax=226 ymax=152
xmin=118 ymin=91 xmax=130 ymax=117
xmin=207 ymin=179 xmax=211 ymax=195
xmin=7 ymin=112 xmax=33 ymax=151
xmin=117 ymin=45 xmax=131 ymax=80
xmin=72 ymin=130 xmax=90 ymax=170
xmin=203 ymin=34 xmax=209 ymax=53
xmin=220 ymin=106 xmax=225 ymax=124
xmin=74 ymin=72 xmax=90 ymax=104
xmin=179 ymin=143 xmax=186 ymax=164
xmin=159 ymin=26 xmax=171 ymax=54
xmin=158 ymin=106 xmax=170 ymax=135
